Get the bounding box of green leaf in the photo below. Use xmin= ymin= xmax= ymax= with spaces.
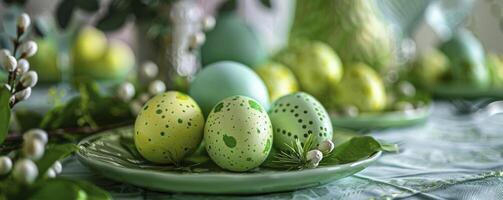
xmin=31 ymin=178 xmax=111 ymax=200
xmin=96 ymin=0 xmax=130 ymax=31
xmin=30 ymin=179 xmax=84 ymax=200
xmin=0 ymin=86 xmax=11 ymax=145
xmin=56 ymin=0 xmax=76 ymax=29
xmin=321 ymin=136 xmax=394 ymax=165
xmin=35 ymin=144 xmax=78 ymax=178
xmin=75 ymin=0 xmax=99 ymax=12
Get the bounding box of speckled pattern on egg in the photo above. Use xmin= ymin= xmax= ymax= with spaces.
xmin=204 ymin=96 xmax=273 ymax=172
xmin=134 ymin=91 xmax=205 ymax=164
xmin=269 ymin=92 xmax=333 ymax=151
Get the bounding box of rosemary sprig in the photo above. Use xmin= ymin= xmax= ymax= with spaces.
xmin=263 ymin=134 xmax=318 ymax=170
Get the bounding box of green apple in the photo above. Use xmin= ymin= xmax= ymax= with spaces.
xmin=276 ymin=40 xmax=343 ymax=102
xmin=486 ymin=53 xmax=503 ymax=87
xmin=439 ymin=29 xmax=490 ymax=89
xmin=74 ymin=40 xmax=135 ymax=81
xmin=72 ymin=26 xmax=107 ymax=63
xmin=28 ymin=38 xmax=61 ymax=82
xmin=330 ymin=63 xmax=386 ymax=112
xmin=411 ymin=49 xmax=450 ymax=88
xmin=254 ymin=61 xmax=299 ymax=101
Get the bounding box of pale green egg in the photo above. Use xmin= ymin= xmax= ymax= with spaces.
xmin=204 ymin=96 xmax=273 ymax=172
xmin=269 ymin=92 xmax=333 ymax=151
xmin=134 ymin=91 xmax=205 ymax=164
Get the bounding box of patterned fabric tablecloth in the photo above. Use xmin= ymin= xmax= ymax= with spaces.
xmin=60 ymin=102 xmax=503 ymax=199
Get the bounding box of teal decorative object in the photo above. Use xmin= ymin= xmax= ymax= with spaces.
xmin=201 ymin=12 xmax=267 ymax=68
xmin=189 ymin=61 xmax=270 ymax=116
xmin=76 ymin=127 xmax=381 ymax=194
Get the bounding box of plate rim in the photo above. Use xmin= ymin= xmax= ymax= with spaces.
xmin=76 ymin=128 xmax=381 ymax=194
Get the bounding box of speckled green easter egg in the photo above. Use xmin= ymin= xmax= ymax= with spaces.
xmin=189 ymin=61 xmax=270 ymax=116
xmin=204 ymin=96 xmax=273 ymax=172
xmin=269 ymin=92 xmax=333 ymax=151
xmin=134 ymin=91 xmax=205 ymax=164
xmin=254 ymin=61 xmax=299 ymax=102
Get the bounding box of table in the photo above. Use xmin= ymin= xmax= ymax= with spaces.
xmin=60 ymin=102 xmax=503 ymax=199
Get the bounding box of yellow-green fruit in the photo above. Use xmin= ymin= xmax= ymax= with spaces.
xmin=486 ymin=53 xmax=503 ymax=86
xmin=412 ymin=49 xmax=450 ymax=87
xmin=254 ymin=62 xmax=299 ymax=101
xmin=331 ymin=63 xmax=386 ymax=112
xmin=276 ymin=40 xmax=343 ymax=101
xmin=134 ymin=91 xmax=205 ymax=164
xmin=73 ymin=39 xmax=135 ymax=81
xmin=72 ymin=27 xmax=107 ymax=63
xmin=28 ymin=38 xmax=61 ymax=82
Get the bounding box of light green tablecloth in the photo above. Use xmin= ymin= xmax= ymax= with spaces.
xmin=61 ymin=102 xmax=503 ymax=199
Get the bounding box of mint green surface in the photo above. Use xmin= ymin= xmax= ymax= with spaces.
xmin=76 ymin=127 xmax=380 ymax=194
xmin=330 ymin=105 xmax=431 ymax=129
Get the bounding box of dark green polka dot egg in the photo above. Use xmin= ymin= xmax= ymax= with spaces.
xmin=134 ymin=91 xmax=204 ymax=164
xmin=204 ymin=96 xmax=273 ymax=172
xmin=269 ymin=92 xmax=333 ymax=151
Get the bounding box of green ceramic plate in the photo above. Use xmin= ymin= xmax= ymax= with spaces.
xmin=77 ymin=127 xmax=381 ymax=194
xmin=330 ymin=105 xmax=432 ymax=130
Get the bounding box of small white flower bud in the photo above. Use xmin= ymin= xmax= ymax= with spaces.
xmin=20 ymin=71 xmax=38 ymax=88
xmin=148 ymin=80 xmax=166 ymax=95
xmin=3 ymin=55 xmax=17 ymax=72
xmin=318 ymin=140 xmax=335 ymax=154
xmin=51 ymin=161 xmax=62 ymax=174
xmin=19 ymin=41 xmax=38 ymax=58
xmin=15 ymin=87 xmax=31 ymax=101
xmin=129 ymin=100 xmax=143 ymax=115
xmin=140 ymin=61 xmax=159 ymax=79
xmin=46 ymin=168 xmax=56 ymax=178
xmin=0 ymin=49 xmax=10 ymax=61
xmin=202 ymin=16 xmax=216 ymax=31
xmin=12 ymin=159 xmax=38 ymax=184
xmin=17 ymin=13 xmax=31 ymax=30
xmin=22 ymin=138 xmax=45 ymax=161
xmin=117 ymin=82 xmax=135 ymax=102
xmin=306 ymin=149 xmax=323 ymax=168
xmin=395 ymin=101 xmax=415 ymax=115
xmin=398 ymin=81 xmax=416 ymax=97
xmin=138 ymin=93 xmax=151 ymax=104
xmin=17 ymin=59 xmax=30 ymax=74
xmin=0 ymin=156 xmax=13 ymax=175
xmin=23 ymin=129 xmax=48 ymax=144
xmin=190 ymin=32 xmax=206 ymax=48
xmin=342 ymin=105 xmax=359 ymax=117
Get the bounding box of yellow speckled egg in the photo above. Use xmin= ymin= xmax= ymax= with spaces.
xmin=134 ymin=91 xmax=205 ymax=164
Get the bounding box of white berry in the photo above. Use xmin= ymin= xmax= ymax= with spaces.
xmin=0 ymin=156 xmax=13 ymax=175
xmin=22 ymin=138 xmax=45 ymax=161
xmin=318 ymin=140 xmax=335 ymax=154
xmin=117 ymin=82 xmax=135 ymax=102
xmin=23 ymin=129 xmax=48 ymax=144
xmin=148 ymin=80 xmax=166 ymax=95
xmin=12 ymin=159 xmax=38 ymax=184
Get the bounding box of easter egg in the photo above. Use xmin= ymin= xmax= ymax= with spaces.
xmin=189 ymin=61 xmax=270 ymax=116
xmin=269 ymin=92 xmax=333 ymax=151
xmin=28 ymin=38 xmax=61 ymax=82
xmin=254 ymin=61 xmax=299 ymax=102
xmin=201 ymin=12 xmax=267 ymax=68
xmin=204 ymin=96 xmax=273 ymax=172
xmin=330 ymin=63 xmax=387 ymax=112
xmin=134 ymin=91 xmax=205 ymax=164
